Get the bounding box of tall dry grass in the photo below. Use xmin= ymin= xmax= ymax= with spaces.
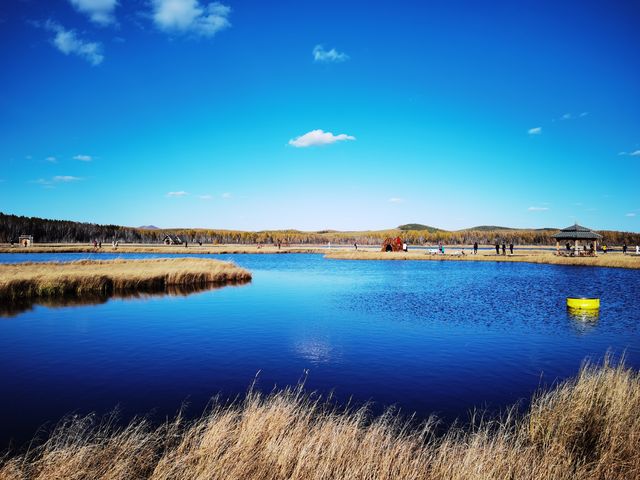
xmin=1 ymin=359 xmax=638 ymax=480
xmin=325 ymin=250 xmax=640 ymax=269
xmin=0 ymin=258 xmax=251 ymax=302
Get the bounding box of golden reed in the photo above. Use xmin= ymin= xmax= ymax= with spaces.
xmin=1 ymin=359 xmax=638 ymax=479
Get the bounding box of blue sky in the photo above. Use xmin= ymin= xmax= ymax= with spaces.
xmin=1 ymin=0 xmax=638 ymax=231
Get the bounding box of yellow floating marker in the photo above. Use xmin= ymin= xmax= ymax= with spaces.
xmin=567 ymin=297 xmax=600 ymax=310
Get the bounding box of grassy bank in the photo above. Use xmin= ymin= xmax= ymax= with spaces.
xmin=0 ymin=258 xmax=251 ymax=302
xmin=325 ymin=250 xmax=640 ymax=269
xmin=0 ymin=243 xmax=325 ymax=254
xmin=0 ymin=360 xmax=638 ymax=479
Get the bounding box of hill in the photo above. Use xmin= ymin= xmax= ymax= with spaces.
xmin=398 ymin=224 xmax=443 ymax=233
xmin=1 ymin=212 xmax=639 ymax=246
xmin=462 ymin=225 xmax=516 ymax=231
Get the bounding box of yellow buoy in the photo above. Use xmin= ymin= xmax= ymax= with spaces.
xmin=567 ymin=297 xmax=600 ymax=310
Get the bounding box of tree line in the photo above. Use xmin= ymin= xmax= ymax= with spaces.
xmin=1 ymin=212 xmax=639 ymax=246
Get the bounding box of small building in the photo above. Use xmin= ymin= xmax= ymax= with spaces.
xmin=18 ymin=235 xmax=33 ymax=247
xmin=163 ymin=234 xmax=184 ymax=245
xmin=552 ymin=224 xmax=601 ymax=256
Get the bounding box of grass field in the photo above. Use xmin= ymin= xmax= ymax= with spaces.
xmin=0 ymin=359 xmax=638 ymax=479
xmin=2 ymin=243 xmax=639 ymax=268
xmin=325 ymin=249 xmax=640 ymax=269
xmin=0 ymin=258 xmax=251 ymax=302
xmin=0 ymin=243 xmax=324 ymax=254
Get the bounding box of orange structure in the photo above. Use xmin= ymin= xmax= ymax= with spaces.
xmin=381 ymin=236 xmax=404 ymax=252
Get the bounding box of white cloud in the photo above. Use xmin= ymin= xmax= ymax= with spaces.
xmin=32 ymin=175 xmax=82 ymax=186
xmin=53 ymin=175 xmax=82 ymax=182
xmin=626 ymin=213 xmax=637 ymax=217
xmin=167 ymin=191 xmax=188 ymax=197
xmin=46 ymin=21 xmax=104 ymax=65
xmin=618 ymin=150 xmax=640 ymax=157
xmin=221 ymin=192 xmax=232 ymax=199
xmin=69 ymin=0 xmax=118 ymax=25
xmin=73 ymin=154 xmax=92 ymax=162
xmin=152 ymin=0 xmax=231 ymax=37
xmin=198 ymin=194 xmax=213 ymax=200
xmin=288 ymin=129 xmax=356 ymax=148
xmin=389 ymin=197 xmax=404 ymax=204
xmin=528 ymin=206 xmax=549 ymax=211
xmin=313 ymin=45 xmax=349 ymax=63
xmin=46 ymin=156 xmax=57 ymax=163
xmin=33 ymin=178 xmax=53 ymax=186
xmin=528 ymin=127 xmax=542 ymax=135
xmin=554 ymin=112 xmax=588 ymax=122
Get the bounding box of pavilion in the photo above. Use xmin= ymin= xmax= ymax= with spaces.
xmin=552 ymin=224 xmax=602 ymax=256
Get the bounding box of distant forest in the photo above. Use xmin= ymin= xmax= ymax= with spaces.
xmin=1 ymin=212 xmax=639 ymax=246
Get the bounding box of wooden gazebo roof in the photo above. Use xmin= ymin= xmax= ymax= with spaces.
xmin=552 ymin=224 xmax=602 ymax=240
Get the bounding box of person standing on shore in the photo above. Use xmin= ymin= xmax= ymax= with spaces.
xmin=473 ymin=242 xmax=478 ymax=254
xmin=623 ymin=243 xmax=627 ymax=254
xmin=501 ymin=243 xmax=506 ymax=255
xmin=354 ymin=243 xmax=358 ymax=250
xmin=495 ymin=241 xmax=500 ymax=255
xmin=509 ymin=242 xmax=514 ymax=255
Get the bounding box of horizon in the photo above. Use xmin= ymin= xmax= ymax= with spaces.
xmin=3 ymin=211 xmax=636 ymax=234
xmin=1 ymin=1 xmax=639 ymax=232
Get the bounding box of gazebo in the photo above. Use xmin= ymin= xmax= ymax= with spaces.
xmin=552 ymin=224 xmax=602 ymax=256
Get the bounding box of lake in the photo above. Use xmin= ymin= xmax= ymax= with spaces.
xmin=1 ymin=252 xmax=639 ymax=450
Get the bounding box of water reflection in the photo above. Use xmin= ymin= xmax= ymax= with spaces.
xmin=0 ymin=281 xmax=250 ymax=318
xmin=294 ymin=337 xmax=341 ymax=365
xmin=567 ymin=307 xmax=599 ymax=334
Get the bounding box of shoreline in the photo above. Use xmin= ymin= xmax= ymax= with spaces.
xmin=324 ymin=249 xmax=640 ymax=269
xmin=0 ymin=258 xmax=252 ymax=303
xmin=0 ymin=243 xmax=325 ymax=254
xmin=1 ymin=243 xmax=639 ymax=269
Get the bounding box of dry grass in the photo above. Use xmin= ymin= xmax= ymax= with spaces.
xmin=0 ymin=359 xmax=638 ymax=480
xmin=325 ymin=250 xmax=640 ymax=269
xmin=0 ymin=243 xmax=324 ymax=254
xmin=0 ymin=258 xmax=251 ymax=302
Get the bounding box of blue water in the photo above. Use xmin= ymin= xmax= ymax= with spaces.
xmin=1 ymin=253 xmax=639 ymax=449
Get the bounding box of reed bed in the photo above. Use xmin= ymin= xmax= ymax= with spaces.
xmin=0 ymin=258 xmax=251 ymax=302
xmin=0 ymin=359 xmax=638 ymax=480
xmin=325 ymin=250 xmax=640 ymax=269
